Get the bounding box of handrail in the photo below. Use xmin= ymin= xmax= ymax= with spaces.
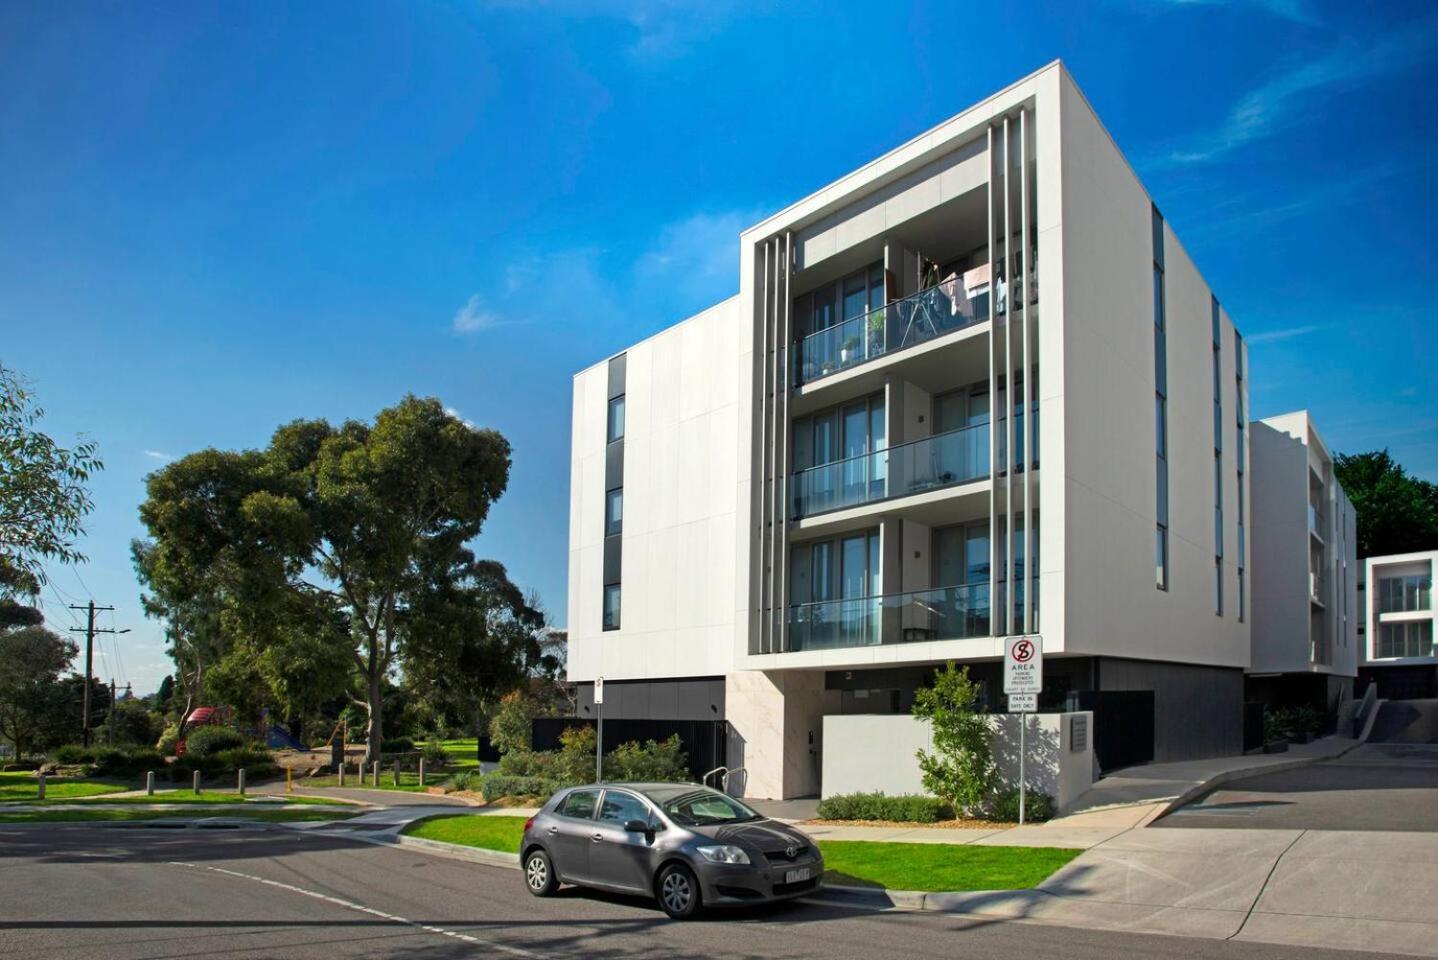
xmin=701 ymin=765 xmax=743 ymax=793
xmin=790 ymin=422 xmax=984 ymax=481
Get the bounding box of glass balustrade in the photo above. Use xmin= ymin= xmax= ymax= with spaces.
xmin=787 ymin=583 xmax=992 ymax=652
xmin=791 ymin=422 xmax=989 ymax=517
xmin=794 ymin=278 xmax=990 ymax=386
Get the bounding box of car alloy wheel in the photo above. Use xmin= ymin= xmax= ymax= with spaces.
xmin=658 ymin=864 xmax=699 ymax=919
xmin=525 ymin=851 xmax=556 ymax=897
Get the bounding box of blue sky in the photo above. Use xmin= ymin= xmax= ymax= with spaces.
xmin=2 ymin=1 xmax=1434 ymax=694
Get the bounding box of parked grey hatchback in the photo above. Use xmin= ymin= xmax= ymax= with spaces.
xmin=520 ymin=782 xmax=823 ymax=919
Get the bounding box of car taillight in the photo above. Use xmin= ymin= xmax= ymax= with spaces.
xmin=523 ymin=816 xmax=535 ymax=833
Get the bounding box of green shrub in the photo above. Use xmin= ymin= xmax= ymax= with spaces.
xmin=213 ymin=747 xmax=278 ymax=778
xmin=90 ymin=747 xmax=164 ymax=776
xmin=444 ymin=770 xmax=477 ymax=792
xmin=52 ymin=745 xmax=92 ymax=765
xmin=554 ymin=726 xmax=597 ymax=785
xmin=421 ymin=741 xmax=451 ymax=768
xmin=1289 ymin=705 xmax=1322 ymax=735
xmin=183 ymin=726 xmax=245 ymax=758
xmin=156 ymin=723 xmax=180 ymax=756
xmin=816 ymin=792 xmax=951 ymax=823
xmin=987 ymin=786 xmax=1055 ymax=823
xmin=480 ymin=773 xmax=559 ymax=802
xmin=603 ymin=735 xmax=688 ymax=782
xmin=382 ymin=736 xmax=415 ymax=755
xmin=497 ymin=748 xmax=556 ymax=777
xmin=913 ymin=663 xmax=996 ymax=815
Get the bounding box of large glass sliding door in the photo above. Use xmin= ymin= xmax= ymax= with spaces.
xmin=792 ymin=393 xmax=885 ymax=516
xmin=789 ymin=530 xmax=880 ymax=650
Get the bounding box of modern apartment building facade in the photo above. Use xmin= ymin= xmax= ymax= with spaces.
xmin=1359 ymin=549 xmax=1437 ymax=699
xmin=1248 ymin=412 xmax=1358 ymax=713
xmin=569 ymin=62 xmax=1289 ymax=798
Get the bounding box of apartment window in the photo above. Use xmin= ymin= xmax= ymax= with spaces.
xmin=1377 ymin=621 xmax=1433 ymax=659
xmin=602 ymin=584 xmax=621 ymax=631
xmin=1153 ymin=205 xmax=1169 ymax=591
xmin=607 ymin=395 xmax=626 ymax=443
xmin=1379 ymin=575 xmax=1433 ymax=613
xmin=605 ymin=488 xmax=623 ymax=536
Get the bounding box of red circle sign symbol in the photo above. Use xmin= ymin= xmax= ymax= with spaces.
xmin=1013 ymin=639 xmax=1035 ymax=663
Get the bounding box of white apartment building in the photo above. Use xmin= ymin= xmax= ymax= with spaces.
xmin=1248 ymin=412 xmax=1358 ymax=714
xmin=1359 ymin=550 xmax=1437 ymax=699
xmin=568 ymin=62 xmax=1276 ymax=799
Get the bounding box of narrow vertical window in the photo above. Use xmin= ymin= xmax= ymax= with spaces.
xmin=1212 ymin=295 xmax=1223 ymax=615
xmin=607 ymin=395 xmax=626 ymax=442
xmin=603 ymin=584 xmax=621 ymax=631
xmin=1234 ymin=329 xmax=1246 ymax=621
xmin=605 ymin=488 xmax=623 ymax=536
xmin=1153 ymin=205 xmax=1169 ymax=591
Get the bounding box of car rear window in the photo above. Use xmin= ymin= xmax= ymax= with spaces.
xmin=558 ymin=789 xmax=599 ymax=819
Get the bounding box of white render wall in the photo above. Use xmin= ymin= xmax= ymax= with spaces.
xmin=1249 ymin=411 xmax=1358 ymax=676
xmin=821 ymin=712 xmax=1096 ymax=813
xmin=1055 ymin=70 xmax=1250 ymax=670
xmin=1363 ymin=550 xmax=1438 ymax=665
xmin=566 ymin=296 xmax=748 ymax=683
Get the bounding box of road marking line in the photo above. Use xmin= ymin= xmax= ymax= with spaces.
xmin=167 ymin=861 xmax=546 ymax=959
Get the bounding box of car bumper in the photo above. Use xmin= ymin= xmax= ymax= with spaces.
xmin=694 ymin=857 xmax=825 ymax=906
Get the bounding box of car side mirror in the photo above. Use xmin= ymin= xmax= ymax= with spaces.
xmin=623 ymin=819 xmax=649 ymax=834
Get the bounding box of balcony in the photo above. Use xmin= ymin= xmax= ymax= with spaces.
xmin=793 ymin=278 xmax=993 ymax=387
xmin=787 ymin=584 xmax=991 ymax=652
xmin=791 ymin=422 xmax=988 ymax=518
xmin=1308 ymin=503 xmax=1324 ymax=542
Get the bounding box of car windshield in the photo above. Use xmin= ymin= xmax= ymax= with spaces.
xmin=654 ymin=788 xmax=760 ymax=827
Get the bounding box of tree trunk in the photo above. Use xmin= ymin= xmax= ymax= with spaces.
xmin=363 ymin=669 xmax=382 ymax=767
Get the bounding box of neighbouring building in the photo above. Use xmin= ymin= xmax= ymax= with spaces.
xmin=1247 ymin=411 xmax=1358 ymax=717
xmin=566 ymin=61 xmax=1340 ymax=799
xmin=1359 ymin=550 xmax=1437 ymax=699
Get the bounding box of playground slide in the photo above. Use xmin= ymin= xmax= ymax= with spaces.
xmin=265 ymin=725 xmax=309 ymax=751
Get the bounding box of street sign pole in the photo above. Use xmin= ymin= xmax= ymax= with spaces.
xmin=1003 ymin=635 xmax=1043 ymax=829
xmin=594 ymin=677 xmax=604 ymax=783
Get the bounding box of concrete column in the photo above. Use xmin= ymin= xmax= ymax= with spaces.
xmin=371 ymin=761 xmax=380 ymax=787
xmin=237 ymin=768 xmax=246 ymax=796
xmin=392 ymin=761 xmax=400 ymax=787
xmin=146 ymin=771 xmax=155 ymax=796
xmin=337 ymin=762 xmax=345 ymax=787
xmin=418 ymin=758 xmax=426 ymax=786
xmin=36 ymin=774 xmax=45 ymax=801
xmin=192 ymin=770 xmax=201 ymax=795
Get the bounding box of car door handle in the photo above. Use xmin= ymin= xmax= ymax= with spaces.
xmin=592 ymin=833 xmax=604 ymax=842
xmin=546 ymin=826 xmax=559 ymax=835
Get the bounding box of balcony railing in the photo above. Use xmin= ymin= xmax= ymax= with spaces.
xmin=1308 ymin=503 xmax=1324 ymax=539
xmin=793 ymin=278 xmax=989 ymax=386
xmin=791 ymin=422 xmax=988 ymax=518
xmin=787 ymin=583 xmax=991 ymax=652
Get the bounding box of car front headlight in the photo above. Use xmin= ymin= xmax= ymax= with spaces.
xmin=696 ymin=844 xmax=750 ymax=865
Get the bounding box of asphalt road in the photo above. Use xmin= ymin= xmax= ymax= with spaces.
xmin=1159 ymin=743 xmax=1438 ymax=831
xmin=0 ymin=823 xmax=1408 ymax=960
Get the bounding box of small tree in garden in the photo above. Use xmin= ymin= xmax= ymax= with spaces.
xmin=912 ymin=662 xmax=995 ymax=814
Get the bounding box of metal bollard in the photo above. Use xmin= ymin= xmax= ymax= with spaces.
xmin=238 ymin=768 xmax=246 ymax=797
xmin=37 ymin=774 xmax=45 ymax=801
xmin=418 ymin=758 xmax=426 ymax=787
xmin=146 ymin=771 xmax=156 ymax=796
xmin=392 ymin=760 xmax=399 ymax=787
xmin=193 ymin=769 xmax=201 ymax=795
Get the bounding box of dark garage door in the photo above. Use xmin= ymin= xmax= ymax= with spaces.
xmin=1077 ymin=690 xmax=1155 ymax=772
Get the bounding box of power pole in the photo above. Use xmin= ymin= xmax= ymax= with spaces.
xmin=68 ymin=602 xmax=129 ymax=748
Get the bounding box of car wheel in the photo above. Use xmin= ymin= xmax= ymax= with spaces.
xmin=524 ymin=849 xmax=558 ymax=897
xmin=656 ymin=863 xmax=701 ymax=919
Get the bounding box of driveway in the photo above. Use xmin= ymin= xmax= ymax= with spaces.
xmin=1157 ymin=742 xmax=1438 ymax=832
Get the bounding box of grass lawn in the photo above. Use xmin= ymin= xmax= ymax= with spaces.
xmin=0 ymin=807 xmax=358 ymax=824
xmin=819 ymin=841 xmax=1080 ymax=893
xmin=402 ymin=814 xmax=526 ymax=854
xmin=41 ymin=791 xmax=349 ymax=806
xmin=0 ymin=771 xmax=127 ymax=802
xmin=301 ymin=771 xmax=435 ymax=793
xmin=425 ymin=739 xmax=481 ymax=769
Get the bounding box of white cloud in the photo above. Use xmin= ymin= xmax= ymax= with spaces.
xmin=1246 ymin=324 xmax=1325 ymax=344
xmin=1153 ymin=19 xmax=1438 ymax=167
xmin=143 ymin=450 xmax=174 ymax=462
xmin=451 ymin=294 xmax=512 ymax=334
xmin=633 ymin=208 xmax=762 ymax=308
xmin=443 ymin=406 xmax=477 ymax=429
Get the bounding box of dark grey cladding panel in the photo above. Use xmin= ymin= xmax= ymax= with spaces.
xmin=608 ymin=353 xmax=627 ymax=399
xmin=576 ymin=678 xmax=725 ymax=722
xmin=605 ymin=439 xmax=624 ymax=487
xmin=603 ymin=535 xmax=622 ymax=585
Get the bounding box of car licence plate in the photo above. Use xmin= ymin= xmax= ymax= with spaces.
xmin=784 ymin=867 xmax=811 ymax=884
